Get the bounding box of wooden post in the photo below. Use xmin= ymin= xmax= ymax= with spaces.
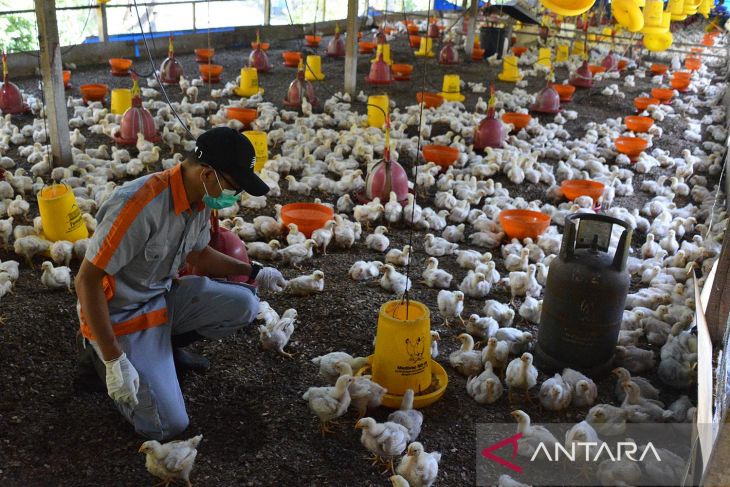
xmin=465 ymin=0 xmax=478 ymax=60
xmin=96 ymin=2 xmax=108 ymax=42
xmin=706 ymin=238 xmax=730 ymax=343
xmin=344 ymin=0 xmax=358 ymax=96
xmin=264 ymin=0 xmax=271 ymax=25
xmin=34 ymin=0 xmax=72 ymax=168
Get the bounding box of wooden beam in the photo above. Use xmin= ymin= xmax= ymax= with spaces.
xmin=264 ymin=0 xmax=271 ymax=25
xmin=96 ymin=3 xmax=108 ymax=42
xmin=706 ymin=235 xmax=730 ymax=343
xmin=34 ymin=0 xmax=72 ymax=168
xmin=464 ymin=0 xmax=478 ymax=59
xmin=343 ymin=0 xmax=358 ymax=96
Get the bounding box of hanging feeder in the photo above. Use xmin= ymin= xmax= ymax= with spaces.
xmin=283 ymin=60 xmax=319 ymax=110
xmin=326 ymin=23 xmax=346 ymax=57
xmin=530 ymin=80 xmax=561 ymax=114
xmin=113 ymin=74 xmax=160 ymax=145
xmin=438 ymin=39 xmax=459 ymax=65
xmin=160 ymin=35 xmax=184 ymax=85
xmin=0 ymin=53 xmax=29 ymax=115
xmin=249 ymin=30 xmax=272 ymax=72
xmin=570 ymin=60 xmax=593 ymax=88
xmin=601 ymin=50 xmax=618 ymax=71
xmin=473 ymin=84 xmax=505 ymax=151
xmin=427 ymin=21 xmax=440 ymax=38
xmin=365 ymin=52 xmax=392 ymax=85
xmin=357 ymin=117 xmax=409 ymax=204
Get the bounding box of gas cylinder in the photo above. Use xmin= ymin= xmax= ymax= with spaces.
xmin=534 ymin=213 xmax=632 ymax=377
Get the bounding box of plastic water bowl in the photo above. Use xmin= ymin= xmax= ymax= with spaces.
xmin=617 ymin=60 xmax=628 ymax=71
xmin=651 ymin=87 xmax=674 ymax=103
xmin=281 ymin=202 xmax=334 ymax=237
xmin=194 ymin=48 xmax=215 ymax=62
xmin=553 ymin=84 xmax=576 ymax=102
xmin=472 ymin=47 xmax=485 ymax=60
xmin=634 ymin=97 xmax=660 ymax=111
xmin=416 ymin=91 xmax=444 ymax=108
xmin=407 ymin=24 xmax=420 ymax=34
xmin=588 ymin=64 xmax=606 ymax=76
xmin=561 ymin=179 xmax=605 ymax=201
xmin=199 ymin=64 xmax=223 ymax=80
xmin=422 ymin=144 xmax=459 ymax=170
xmin=79 ymin=83 xmax=108 ymax=102
xmin=685 ymin=57 xmax=701 ymax=71
xmin=512 ymin=46 xmax=528 ymax=57
xmin=615 ymin=136 xmax=648 ymax=161
xmin=502 ymin=112 xmax=532 ymax=131
xmin=392 ymin=63 xmax=413 ymax=80
xmin=671 ymin=77 xmax=690 ymax=91
xmin=499 ymin=209 xmax=550 ymax=240
xmin=358 ymin=41 xmax=376 ymax=54
xmin=305 ymin=35 xmax=321 ymax=47
xmin=251 ymin=42 xmax=270 ymax=51
xmin=409 ymin=35 xmax=421 ymax=48
xmin=356 ymin=356 xmax=449 ymax=409
xmin=108 ymin=58 xmax=132 ymax=73
xmin=282 ymin=51 xmax=301 ymax=66
xmin=226 ymin=107 xmax=257 ymax=126
xmin=673 ymin=71 xmax=692 ymax=81
xmin=650 ymin=63 xmax=668 ymax=75
xmin=624 ymin=115 xmax=654 ymax=133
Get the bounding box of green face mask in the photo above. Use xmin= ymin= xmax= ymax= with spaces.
xmin=201 ymin=170 xmax=238 ymax=210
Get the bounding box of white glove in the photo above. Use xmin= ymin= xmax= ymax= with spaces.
xmin=104 ymin=352 xmax=140 ymax=407
xmin=256 ymin=267 xmax=287 ymax=293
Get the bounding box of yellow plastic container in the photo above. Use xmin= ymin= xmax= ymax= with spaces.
xmin=643 ymin=0 xmax=665 ymax=30
xmin=497 ymin=56 xmax=523 ymax=82
xmin=439 ymin=74 xmax=465 ymax=102
xmin=367 ymin=94 xmax=389 ymax=129
xmin=234 ymin=67 xmax=264 ymax=97
xmin=537 ymin=47 xmax=552 ymax=68
xmin=243 ymin=130 xmax=268 ymax=173
xmin=612 ymin=0 xmax=644 ymax=32
xmin=371 ymin=43 xmax=393 ymax=65
xmin=556 ymin=44 xmax=570 ymax=61
xmin=371 ymin=300 xmax=433 ymax=396
xmin=110 ymin=88 xmax=132 ymax=115
xmin=668 ymin=0 xmax=685 ymax=17
xmin=572 ymin=40 xmax=586 ymax=56
xmin=644 ymin=31 xmax=673 ymax=51
xmin=699 ymin=0 xmax=712 ymax=16
xmin=540 ymin=0 xmax=596 ymax=16
xmin=415 ymin=37 xmax=434 ymax=57
xmin=304 ymin=55 xmax=325 ymax=81
xmin=37 ymin=184 xmax=89 ymax=242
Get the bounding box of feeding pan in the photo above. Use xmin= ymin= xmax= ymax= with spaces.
xmin=392 ymin=64 xmax=413 ymax=81
xmin=651 ymin=87 xmax=674 ymax=103
xmin=356 ymin=356 xmax=448 ymax=409
xmin=512 ymin=46 xmax=528 ymax=57
xmin=561 ymin=179 xmax=605 ymax=201
xmin=359 ymin=41 xmax=376 ymax=54
xmin=79 ymin=83 xmax=108 ymax=103
xmin=570 ymin=61 xmax=593 ymax=88
xmin=366 ymin=55 xmax=392 ymax=84
xmin=63 ymin=70 xmax=71 ymax=89
xmin=530 ymin=82 xmax=561 ymax=114
xmin=109 ymin=58 xmax=132 ymax=76
xmin=615 ymin=136 xmax=648 ymax=161
xmin=305 ymin=35 xmax=321 ymax=47
xmin=199 ymin=64 xmax=223 ymax=83
xmin=422 ymin=144 xmax=459 ymax=170
xmin=588 ymin=64 xmax=606 ymax=76
xmin=499 ymin=209 xmax=550 ymax=240
xmin=249 ymin=48 xmax=272 ymax=72
xmin=502 ymin=112 xmax=532 ymax=131
xmin=416 ymin=91 xmax=444 ymax=108
xmin=280 ymin=202 xmax=334 ymax=237
xmin=282 ymin=51 xmax=301 ymax=67
xmin=438 ymin=41 xmax=459 ymax=65
xmin=685 ymin=57 xmax=701 ymax=71
xmin=226 ymin=107 xmax=257 ymax=127
xmin=251 ymin=41 xmax=270 ymax=51
xmin=671 ymin=77 xmax=690 ymax=91
xmin=624 ymin=115 xmax=654 ymax=132
xmin=650 ymin=63 xmax=668 ymax=75
xmin=195 ymin=48 xmax=215 ymax=63
xmin=409 ymin=35 xmax=422 ymax=48
xmin=634 ymin=96 xmax=660 ymax=111
xmin=554 ymin=84 xmax=575 ymax=102
xmin=472 ymin=47 xmax=485 ymax=60
xmin=0 ymin=80 xmax=29 ymax=114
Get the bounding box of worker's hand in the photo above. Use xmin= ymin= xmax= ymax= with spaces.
xmin=103 ymin=352 xmax=140 ymax=407
xmin=256 ymin=267 xmax=287 ymax=293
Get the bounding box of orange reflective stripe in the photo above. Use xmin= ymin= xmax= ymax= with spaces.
xmin=91 ymin=173 xmax=169 ymax=270
xmin=170 ymin=164 xmax=191 ymax=215
xmin=102 ymin=275 xmax=115 ymax=300
xmin=80 ymin=307 xmax=168 ymax=340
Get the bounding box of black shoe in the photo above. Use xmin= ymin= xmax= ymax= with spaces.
xmin=74 ymin=335 xmax=106 ymax=393
xmin=173 ymin=348 xmax=210 ymax=373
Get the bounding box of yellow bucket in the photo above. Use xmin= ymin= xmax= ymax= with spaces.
xmin=367 ymin=94 xmax=389 ymax=129
xmin=537 ymin=47 xmax=552 ymax=68
xmin=371 ymin=300 xmax=433 ymax=396
xmin=439 ymin=74 xmax=465 ymax=102
xmin=234 ymin=67 xmax=263 ymax=97
xmin=372 ymin=43 xmax=393 ymax=65
xmin=37 ymin=184 xmax=89 ymax=243
xmin=556 ymin=44 xmax=570 ymax=61
xmin=415 ymin=37 xmax=434 ymax=57
xmin=572 ymin=40 xmax=586 ymax=56
xmin=304 ymin=55 xmax=325 ymax=81
xmin=497 ymin=55 xmax=522 ymax=82
xmin=243 ymin=130 xmax=268 ymax=173
xmin=110 ymin=88 xmax=132 ymax=115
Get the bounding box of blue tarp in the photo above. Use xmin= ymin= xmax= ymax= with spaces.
xmin=82 ymin=27 xmax=236 ymax=57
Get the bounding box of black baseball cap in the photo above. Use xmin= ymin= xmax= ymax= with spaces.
xmin=194 ymin=127 xmax=270 ymax=197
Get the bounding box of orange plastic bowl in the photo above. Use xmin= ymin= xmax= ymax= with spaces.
xmin=624 ymin=115 xmax=654 ymax=133
xmin=512 ymin=46 xmax=528 ymax=57
xmin=554 ymin=84 xmax=576 ymax=102
xmin=281 ymin=202 xmax=334 ymax=237
xmin=422 ymin=144 xmax=459 ymax=170
xmin=561 ymin=179 xmax=605 ymax=201
xmin=634 ymin=97 xmax=660 ymax=111
xmin=499 ymin=209 xmax=550 ymax=240
xmin=701 ymin=36 xmax=714 ymax=47
xmin=409 ymin=35 xmax=422 ymax=48
xmin=358 ymin=41 xmax=376 ymax=54
xmin=650 ymin=63 xmax=668 ymax=75
xmin=282 ymin=51 xmax=301 ymax=66
xmin=615 ymin=136 xmax=648 ymax=161
xmin=407 ymin=24 xmax=420 ymax=34
xmin=588 ymin=64 xmax=606 ymax=75
xmin=226 ymin=107 xmax=257 ymax=126
xmin=251 ymin=42 xmax=270 ymax=50
xmin=617 ymin=60 xmax=628 ymax=71
xmin=305 ymin=35 xmax=321 ymax=47
xmin=63 ymin=70 xmax=71 ymax=87
xmin=673 ymin=71 xmax=692 ymax=81
xmin=199 ymin=63 xmax=223 ymax=79
xmin=416 ymin=91 xmax=444 ymax=108
xmin=685 ymin=57 xmax=701 ymax=71
xmin=79 ymin=83 xmax=108 ymax=102
xmin=472 ymin=47 xmax=485 ymax=60
xmin=392 ymin=63 xmax=413 ymax=80
xmin=195 ymin=48 xmax=215 ymax=61
xmin=671 ymin=77 xmax=690 ymax=91
xmin=651 ymin=87 xmax=674 ymax=103
xmin=108 ymin=58 xmax=132 ymax=73
xmin=502 ymin=112 xmax=532 ymax=131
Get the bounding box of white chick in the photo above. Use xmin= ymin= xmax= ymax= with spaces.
xmin=518 ymin=296 xmax=542 ymax=324
xmin=349 ymin=260 xmax=381 ymax=281
xmin=311 ymin=353 xmax=369 ymax=385
xmin=494 ymin=328 xmax=533 ymax=355
xmin=138 ymin=435 xmax=203 ymax=487
xmin=246 ymin=240 xmax=281 ymax=261
xmin=279 ymin=239 xmax=316 ymax=269
xmin=442 ymin=223 xmax=465 ymax=243
xmin=421 ymin=257 xmax=453 ymax=289
xmin=384 ymin=191 xmax=403 ymax=224
xmin=465 ymin=314 xmax=499 ymax=341
xmin=508 ymin=264 xmax=541 ymax=304
xmin=621 ymin=381 xmax=674 ymax=421
xmin=614 ymin=345 xmax=656 ymax=374
xmin=424 ymin=233 xmax=458 ymax=256
xmin=287 ymin=270 xmax=324 ymax=296
xmin=253 ymin=215 xmax=284 ymax=240
xmin=562 ymin=368 xmax=598 ymax=407
xmin=437 ymin=290 xmax=464 ymax=326
xmin=386 ymin=245 xmax=411 ymax=266
xmin=334 ymin=362 xmax=386 ymax=419
xmin=504 ymin=248 xmax=530 ymax=272
xmin=498 ymin=474 xmax=531 ymax=487
xmin=311 ymin=220 xmax=336 ymax=254
xmin=303 ymin=375 xmax=355 ymax=434
xmin=430 ymin=331 xmax=440 ymax=358
xmin=285 ymin=223 xmax=306 ymax=246
xmin=596 ymin=458 xmax=642 ymax=486
xmin=466 ymin=361 xmax=503 ymax=404
xmin=366 ymin=226 xmax=390 ymax=252
xmin=511 ymin=409 xmax=559 ymax=457
xmin=482 ymin=337 xmax=510 ymax=372
xmin=505 ymin=353 xmax=538 ymax=403
xmin=449 ymin=333 xmax=483 ymax=377
xmin=379 ymin=263 xmax=412 ymax=295
xmin=396 ymin=442 xmax=441 ymax=487
xmin=390 ymin=475 xmax=410 ymax=487
xmin=388 ymin=389 xmax=424 ymax=442
xmin=538 ymin=373 xmax=572 ymax=411
xmin=611 ymin=367 xmax=660 ymax=402
xmin=459 ymin=271 xmax=490 ymax=298
xmin=50 ymin=240 xmax=73 ymax=267
xmin=40 ymin=261 xmax=72 ymax=292
xmin=0 ymin=217 xmax=12 ymax=249
xmin=259 ymin=308 xmax=297 ymax=358
xmin=456 ymin=249 xmax=492 ymax=270
xmin=483 ymin=299 xmax=515 ymax=327
xmin=356 ymin=417 xmax=409 ymax=471
xmin=7 ymin=195 xmax=29 ymax=221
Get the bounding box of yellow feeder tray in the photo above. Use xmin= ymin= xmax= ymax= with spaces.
xmin=356 ymin=356 xmax=449 ymax=409
xmin=371 ymin=43 xmax=393 ymax=65
xmin=556 ymin=44 xmax=570 ymax=62
xmin=234 ymin=67 xmax=264 ymax=97
xmin=304 ymin=55 xmax=325 ymax=81
xmin=537 ymin=47 xmax=552 ymax=69
xmin=439 ymin=74 xmax=465 ymax=102
xmin=497 ymin=55 xmax=523 ymax=82
xmin=644 ymin=31 xmax=673 ymax=51
xmin=414 ymin=37 xmax=435 ymax=57
xmin=243 ymin=130 xmax=268 ymax=173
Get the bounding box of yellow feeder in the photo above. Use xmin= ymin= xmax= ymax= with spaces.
xmin=304 ymin=55 xmax=325 ymax=81
xmin=414 ymin=37 xmax=434 ymax=57
xmin=699 ymin=0 xmax=712 ymax=16
xmin=371 ymin=43 xmax=393 ymax=65
xmin=556 ymin=44 xmax=570 ymax=61
xmin=540 ymin=0 xmax=596 ymax=16
xmin=572 ymin=40 xmax=586 ymax=56
xmin=537 ymin=47 xmax=552 ymax=69
xmin=439 ymin=74 xmax=465 ymax=102
xmin=234 ymin=67 xmax=264 ymax=97
xmin=110 ymin=88 xmax=132 ymax=115
xmin=37 ymin=184 xmax=89 ymax=242
xmin=243 ymin=130 xmax=268 ymax=173
xmin=642 ymin=0 xmax=665 ymax=31
xmin=367 ymin=94 xmax=389 ymax=129
xmin=668 ymin=0 xmax=686 ymax=20
xmin=497 ymin=56 xmax=523 ymax=82
xmin=612 ymin=0 xmax=644 ymax=32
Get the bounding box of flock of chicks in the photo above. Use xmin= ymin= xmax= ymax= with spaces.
xmin=0 ymin=19 xmax=725 ymax=487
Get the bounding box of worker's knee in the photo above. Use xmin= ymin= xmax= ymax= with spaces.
xmin=238 ymin=287 xmax=260 ymax=325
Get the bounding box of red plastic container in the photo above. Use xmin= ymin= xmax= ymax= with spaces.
xmin=438 ymin=41 xmax=459 ymax=65
xmin=251 ymin=42 xmax=270 ymax=51
xmin=409 ymin=35 xmax=421 ymax=48
xmin=366 ymin=54 xmax=392 ymax=84
xmin=671 ymin=77 xmax=690 ymax=91
xmin=283 ymin=66 xmax=318 ymax=109
xmin=282 ymin=51 xmax=301 ymax=67
xmin=588 ymin=64 xmax=606 ymax=76
xmin=359 ymin=41 xmax=376 ymax=54
xmin=182 ymin=215 xmax=252 ymax=284
xmin=281 ymin=203 xmax=334 ymax=238
xmin=570 ymin=61 xmax=593 ymax=88
xmin=530 ymin=82 xmax=561 ymax=114
xmin=650 ymin=63 xmax=668 ymax=75
xmin=305 ymin=35 xmax=321 ymax=47
xmin=422 ymin=144 xmax=459 ymax=170
xmin=512 ymin=46 xmax=528 ymax=57
xmin=195 ymin=48 xmax=215 ymax=63
xmin=685 ymin=57 xmax=701 ymax=71
xmin=326 ymin=32 xmax=346 ymax=57
xmin=651 ymin=87 xmax=674 ymax=104
xmin=249 ymin=47 xmax=272 ymax=72
xmin=63 ymin=70 xmax=71 ymax=89
xmin=109 ymin=58 xmax=132 ymax=76
xmin=499 ymin=209 xmax=550 ymax=240
xmin=554 ymin=84 xmax=575 ymax=102
xmin=472 ymin=47 xmax=485 ymax=60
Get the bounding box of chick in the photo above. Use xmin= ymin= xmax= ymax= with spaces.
xmin=456 ymin=249 xmax=492 ymax=270
xmin=621 ymin=381 xmax=674 ymax=421
xmin=437 ymin=290 xmax=464 ymax=326
xmin=508 ymin=264 xmax=541 ymax=304
xmin=449 ymin=333 xmax=484 ymax=377
xmin=356 ymin=417 xmax=409 ymax=472
xmin=303 ymin=375 xmax=355 ymax=434
xmin=49 ymin=240 xmax=73 ymax=267
xmin=561 ymin=368 xmax=598 ymax=407
xmin=390 ymin=474 xmax=410 ymax=487
xmin=494 ymin=328 xmax=533 ymax=355
xmin=379 ymin=263 xmax=412 ymax=295
xmin=596 ymin=458 xmax=642 ymax=486
xmin=518 ymin=296 xmax=542 ymax=324
xmin=424 ymin=233 xmax=458 ymax=256
xmin=138 ymin=434 xmax=202 ymax=487
xmin=258 ymin=308 xmax=297 ymax=358
xmin=643 ymin=447 xmax=687 ymax=485
xmin=497 ymin=474 xmax=531 ymax=487
xmin=611 ymin=367 xmax=660 ymax=402
xmin=614 ymin=345 xmax=656 ymax=374
xmin=482 ymin=299 xmax=515 ymax=327
xmin=421 ymin=257 xmax=453 ymax=289
xmin=386 ymin=245 xmax=411 ymax=267
xmin=396 ymin=442 xmax=441 ymax=487
xmin=335 ymin=362 xmax=387 ymax=419
xmin=285 ymin=223 xmax=306 ymax=246
xmin=40 ymin=261 xmax=72 ymax=292
xmin=511 ymin=409 xmax=559 ymax=457
xmin=505 ymin=247 xmax=530 ymax=272
xmin=505 ymin=353 xmax=538 ymax=404
xmin=564 ymin=421 xmax=602 ymax=468
xmin=430 ymin=331 xmax=440 ymax=358
xmin=538 ymin=373 xmax=572 ymax=411
xmin=311 ymin=352 xmax=369 ymax=384
xmin=246 ymin=240 xmax=281 ymax=261
xmin=7 ymin=195 xmax=29 ymax=221
xmin=287 ymin=270 xmax=324 ymax=296
xmin=388 ymin=388 xmax=424 ymax=442
xmin=0 ymin=216 xmax=12 ymax=249
xmin=349 ymin=260 xmax=381 ymax=281
xmin=384 ymin=191 xmax=403 ymax=225
xmin=279 ymin=239 xmax=316 ymax=269
xmin=467 ymin=361 xmax=503 ymax=404
xmin=459 ymin=271 xmax=490 ymax=298
xmin=253 ymin=215 xmax=284 ymax=240
xmin=585 ymin=404 xmax=631 ymax=436
xmin=334 ymin=215 xmax=358 ymax=248
xmin=465 ymin=314 xmax=499 ymax=342
xmin=481 ymin=337 xmax=510 ymax=373
xmin=366 ymin=226 xmax=390 ymax=252
xmin=311 ymin=220 xmax=336 ymax=254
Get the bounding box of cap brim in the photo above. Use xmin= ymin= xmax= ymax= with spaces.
xmin=238 ymin=173 xmax=270 ymax=197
